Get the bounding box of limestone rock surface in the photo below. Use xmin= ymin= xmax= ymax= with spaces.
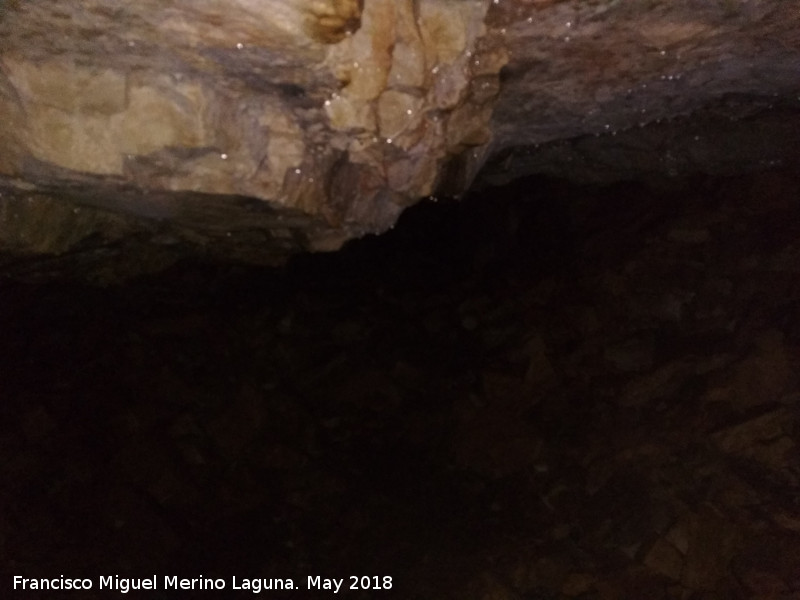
xmin=0 ymin=0 xmax=798 ymax=277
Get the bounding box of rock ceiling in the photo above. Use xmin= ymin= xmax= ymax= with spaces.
xmin=0 ymin=0 xmax=798 ymax=278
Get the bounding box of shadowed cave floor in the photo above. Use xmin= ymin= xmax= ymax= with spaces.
xmin=1 ymin=171 xmax=799 ymax=599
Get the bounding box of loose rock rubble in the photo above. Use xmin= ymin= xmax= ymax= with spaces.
xmin=1 ymin=169 xmax=798 ymax=599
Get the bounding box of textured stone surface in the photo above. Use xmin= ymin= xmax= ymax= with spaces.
xmin=1 ymin=0 xmax=799 ymax=277
xmin=0 ymin=0 xmax=501 ymax=264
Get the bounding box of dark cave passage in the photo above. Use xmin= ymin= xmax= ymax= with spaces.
xmin=1 ymin=170 xmax=799 ymax=599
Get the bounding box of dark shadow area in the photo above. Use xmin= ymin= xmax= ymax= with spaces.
xmin=1 ymin=171 xmax=799 ymax=599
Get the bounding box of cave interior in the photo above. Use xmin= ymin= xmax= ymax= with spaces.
xmin=1 ymin=0 xmax=800 ymax=596
xmin=2 ymin=164 xmax=799 ymax=598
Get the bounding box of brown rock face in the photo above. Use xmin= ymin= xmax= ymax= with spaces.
xmin=0 ymin=0 xmax=798 ymax=278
